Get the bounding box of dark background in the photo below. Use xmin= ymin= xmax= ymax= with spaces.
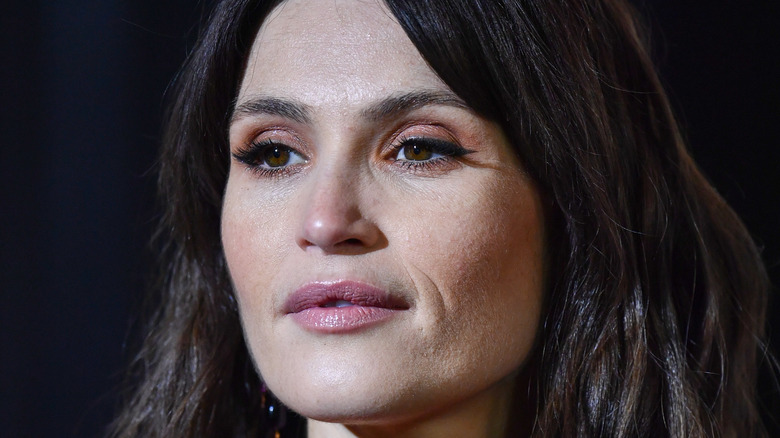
xmin=1 ymin=1 xmax=778 ymax=436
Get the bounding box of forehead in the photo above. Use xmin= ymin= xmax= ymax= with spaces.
xmin=237 ymin=0 xmax=448 ymax=110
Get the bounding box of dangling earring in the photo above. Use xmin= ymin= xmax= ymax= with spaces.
xmin=261 ymin=383 xmax=287 ymax=438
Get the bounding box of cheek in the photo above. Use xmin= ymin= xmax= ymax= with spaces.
xmin=395 ymin=173 xmax=546 ymax=371
xmin=401 ymin=174 xmax=544 ymax=300
xmin=222 ymin=177 xmax=297 ymax=382
xmin=221 ymin=178 xmax=287 ymax=323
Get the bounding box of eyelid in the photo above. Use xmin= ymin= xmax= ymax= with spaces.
xmin=384 ymin=120 xmax=445 ymax=147
xmin=231 ymin=125 xmax=307 ymax=153
xmin=232 ymin=138 xmax=303 ymax=162
xmin=233 ymin=125 xmax=307 ymax=156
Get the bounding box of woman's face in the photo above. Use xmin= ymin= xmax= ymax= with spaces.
xmin=222 ymin=0 xmax=546 ymax=428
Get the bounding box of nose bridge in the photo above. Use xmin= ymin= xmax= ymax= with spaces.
xmin=297 ymin=148 xmax=378 ymax=252
xmin=309 ymin=161 xmax=360 ymax=219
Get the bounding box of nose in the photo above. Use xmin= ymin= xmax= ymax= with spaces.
xmin=296 ymin=167 xmax=382 ymax=254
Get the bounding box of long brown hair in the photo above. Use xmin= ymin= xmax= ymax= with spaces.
xmin=109 ymin=0 xmax=776 ymax=436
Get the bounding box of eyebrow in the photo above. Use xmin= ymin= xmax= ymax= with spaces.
xmin=231 ymin=96 xmax=312 ymax=125
xmin=360 ymin=90 xmax=469 ymax=121
xmin=230 ymin=90 xmax=469 ymax=126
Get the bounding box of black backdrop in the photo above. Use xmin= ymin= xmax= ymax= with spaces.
xmin=1 ymin=1 xmax=778 ymax=436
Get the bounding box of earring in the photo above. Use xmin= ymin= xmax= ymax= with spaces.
xmin=261 ymin=383 xmax=287 ymax=438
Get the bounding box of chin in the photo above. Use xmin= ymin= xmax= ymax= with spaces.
xmin=264 ymin=363 xmax=419 ymax=424
xmin=276 ymin=383 xmax=418 ymax=425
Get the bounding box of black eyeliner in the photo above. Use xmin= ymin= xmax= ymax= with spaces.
xmin=397 ymin=137 xmax=474 ymax=157
xmin=232 ymin=139 xmax=279 ymax=165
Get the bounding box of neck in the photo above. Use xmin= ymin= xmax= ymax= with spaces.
xmin=306 ymin=368 xmax=534 ymax=438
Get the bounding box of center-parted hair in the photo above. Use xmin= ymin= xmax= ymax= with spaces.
xmin=109 ymin=1 xmax=774 ymax=437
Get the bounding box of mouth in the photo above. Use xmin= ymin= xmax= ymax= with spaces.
xmin=284 ymin=280 xmax=409 ymax=333
xmin=321 ymin=300 xmax=357 ymax=308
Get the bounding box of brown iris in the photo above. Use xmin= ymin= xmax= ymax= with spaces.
xmin=263 ymin=146 xmax=290 ymax=167
xmin=403 ymin=144 xmax=433 ymax=161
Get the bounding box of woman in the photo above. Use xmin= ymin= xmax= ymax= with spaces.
xmin=110 ymin=0 xmax=775 ymax=436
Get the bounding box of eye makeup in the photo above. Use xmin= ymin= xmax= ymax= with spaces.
xmin=232 ymin=139 xmax=308 ymax=177
xmin=229 ymin=109 xmax=480 ymax=179
xmin=390 ymin=136 xmax=474 ymax=172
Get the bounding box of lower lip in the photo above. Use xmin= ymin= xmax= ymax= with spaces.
xmin=289 ymin=305 xmax=401 ymax=333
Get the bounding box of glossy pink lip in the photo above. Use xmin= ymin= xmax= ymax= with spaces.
xmin=284 ymin=281 xmax=409 ymax=333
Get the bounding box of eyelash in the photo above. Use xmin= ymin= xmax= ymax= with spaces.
xmin=231 ymin=136 xmax=473 ymax=177
xmin=390 ymin=136 xmax=472 ymax=171
xmin=232 ymin=139 xmax=306 ymax=178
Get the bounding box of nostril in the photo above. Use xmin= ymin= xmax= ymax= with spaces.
xmin=342 ymin=238 xmax=363 ymax=246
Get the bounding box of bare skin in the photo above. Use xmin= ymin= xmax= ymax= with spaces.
xmin=221 ymin=1 xmax=546 ymax=436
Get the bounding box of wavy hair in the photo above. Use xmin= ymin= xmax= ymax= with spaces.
xmin=109 ymin=0 xmax=775 ymax=436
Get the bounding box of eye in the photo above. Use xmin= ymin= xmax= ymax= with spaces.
xmin=232 ymin=140 xmax=307 ymax=174
xmin=261 ymin=144 xmax=297 ymax=168
xmin=393 ymin=137 xmax=472 ymax=165
xmin=397 ymin=142 xmax=436 ymax=161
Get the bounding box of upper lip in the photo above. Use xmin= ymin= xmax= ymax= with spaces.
xmin=284 ymin=280 xmax=410 ymax=314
